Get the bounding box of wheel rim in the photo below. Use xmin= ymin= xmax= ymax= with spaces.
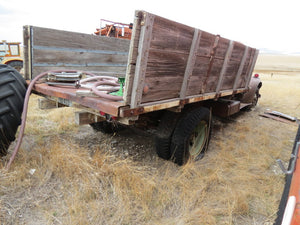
xmin=188 ymin=120 xmax=208 ymax=157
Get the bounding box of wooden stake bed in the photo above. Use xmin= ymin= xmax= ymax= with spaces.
xmin=23 ymin=10 xmax=258 ymax=117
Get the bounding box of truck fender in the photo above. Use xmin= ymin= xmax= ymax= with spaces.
xmin=239 ymin=75 xmax=262 ymax=105
xmin=2 ymin=58 xmax=23 ymax=65
xmin=2 ymin=59 xmax=23 ymax=72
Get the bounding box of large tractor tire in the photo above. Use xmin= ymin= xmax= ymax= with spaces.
xmin=170 ymin=107 xmax=212 ymax=166
xmin=0 ymin=64 xmax=27 ymax=156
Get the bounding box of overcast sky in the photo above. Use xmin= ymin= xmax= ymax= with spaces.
xmin=1 ymin=0 xmax=300 ymax=54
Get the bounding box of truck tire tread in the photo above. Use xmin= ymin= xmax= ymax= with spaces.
xmin=155 ymin=111 xmax=181 ymax=160
xmin=170 ymin=107 xmax=211 ymax=166
xmin=0 ymin=64 xmax=27 ymax=156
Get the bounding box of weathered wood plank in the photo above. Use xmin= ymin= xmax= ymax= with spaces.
xmin=139 ymin=49 xmax=188 ymax=103
xmin=215 ymin=37 xmax=231 ymax=59
xmin=38 ymin=98 xmax=62 ymax=109
xmin=185 ymin=77 xmax=204 ymax=96
xmin=75 ymin=111 xmax=105 ymax=125
xmin=230 ymin=42 xmax=245 ymax=62
xmin=185 ymin=56 xmax=210 ymax=96
xmin=203 ymin=58 xmax=224 ymax=93
xmin=33 ymin=48 xmax=128 ymax=65
xmin=221 ymin=60 xmax=242 ymax=90
xmin=235 ymin=49 xmax=253 ymax=88
xmin=142 ymin=89 xmax=180 ymax=103
xmin=145 ymin=50 xmax=188 ymax=76
xmin=32 ymin=26 xmax=130 ymax=52
xmin=233 ymin=46 xmax=249 ymax=91
xmin=32 ymin=66 xmax=127 ymax=77
xmin=150 ymin=15 xmax=194 ymax=53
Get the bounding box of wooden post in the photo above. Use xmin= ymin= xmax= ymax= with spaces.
xmin=215 ymin=40 xmax=234 ymax=95
xmin=180 ymin=29 xmax=202 ymax=99
xmin=130 ymin=12 xmax=155 ymax=108
xmin=75 ymin=111 xmax=105 ymax=125
xmin=123 ymin=11 xmax=143 ymax=105
xmin=23 ymin=26 xmax=33 ymax=80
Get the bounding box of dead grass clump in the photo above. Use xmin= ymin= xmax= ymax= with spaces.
xmin=25 ymin=94 xmax=78 ymax=135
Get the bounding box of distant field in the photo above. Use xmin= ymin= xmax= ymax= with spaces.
xmin=0 ymin=54 xmax=299 ymax=224
xmin=255 ymin=54 xmax=300 ymax=73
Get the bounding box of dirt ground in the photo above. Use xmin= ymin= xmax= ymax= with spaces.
xmin=0 ymin=57 xmax=300 ymax=224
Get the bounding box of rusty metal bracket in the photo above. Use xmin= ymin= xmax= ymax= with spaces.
xmin=119 ymin=106 xmax=144 ymax=117
xmin=180 ymin=99 xmax=189 ymax=106
xmin=277 ymin=142 xmax=300 ymax=174
xmin=214 ymin=93 xmax=222 ymax=100
xmin=140 ymin=11 xmax=147 ymax=26
xmin=232 ymin=90 xmax=238 ymax=95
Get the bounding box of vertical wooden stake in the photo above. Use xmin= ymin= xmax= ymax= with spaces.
xmin=180 ymin=29 xmax=202 ymax=99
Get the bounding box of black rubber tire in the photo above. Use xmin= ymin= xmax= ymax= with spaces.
xmin=0 ymin=64 xmax=27 ymax=156
xmin=6 ymin=61 xmax=23 ymax=72
xmin=155 ymin=111 xmax=181 ymax=160
xmin=90 ymin=121 xmax=123 ymax=134
xmin=170 ymin=107 xmax=212 ymax=166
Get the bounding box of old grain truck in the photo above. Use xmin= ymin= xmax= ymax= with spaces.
xmin=0 ymin=11 xmax=261 ymax=165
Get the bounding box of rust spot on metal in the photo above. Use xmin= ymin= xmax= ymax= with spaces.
xmin=119 ymin=106 xmax=145 ymax=117
xmin=180 ymin=99 xmax=189 ymax=106
xmin=214 ymin=93 xmax=222 ymax=100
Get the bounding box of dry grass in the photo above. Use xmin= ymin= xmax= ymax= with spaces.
xmin=0 ymin=54 xmax=299 ymax=224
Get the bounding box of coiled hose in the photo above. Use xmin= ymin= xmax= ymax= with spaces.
xmin=5 ymin=70 xmax=123 ymax=170
xmin=79 ymin=76 xmax=123 ymax=101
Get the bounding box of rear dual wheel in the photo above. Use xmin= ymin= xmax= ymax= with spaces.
xmin=155 ymin=107 xmax=212 ymax=166
xmin=155 ymin=111 xmax=181 ymax=160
